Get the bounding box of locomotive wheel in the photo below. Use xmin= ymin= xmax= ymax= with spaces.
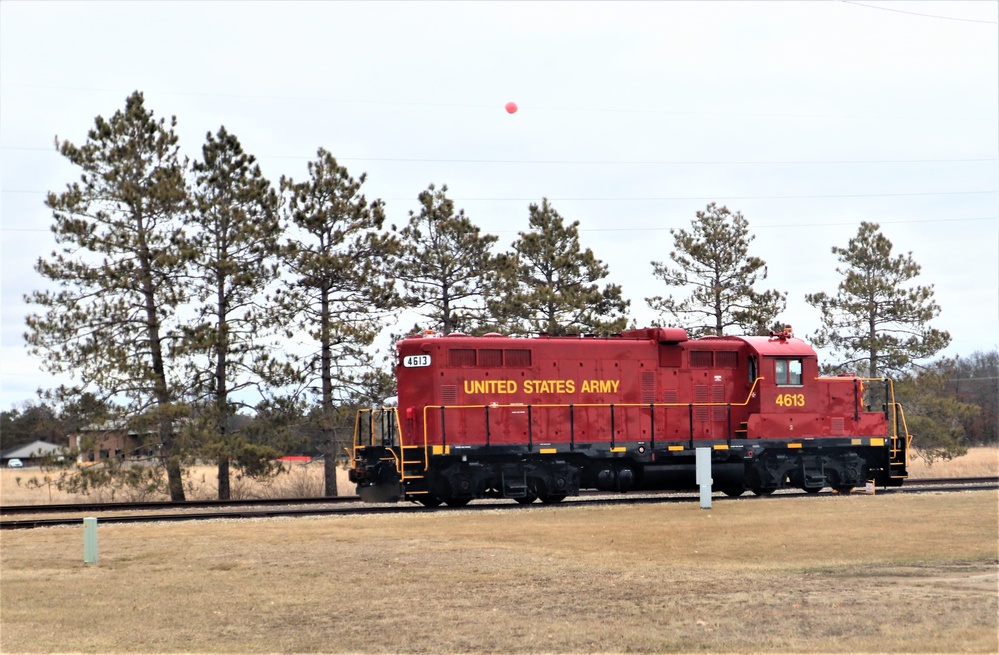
xmin=445 ymin=498 xmax=472 ymax=507
xmin=721 ymin=487 xmax=745 ymax=498
xmin=834 ymin=486 xmax=854 ymax=495
xmin=803 ymin=486 xmax=822 ymax=494
xmin=514 ymin=495 xmax=537 ymax=505
xmin=417 ymin=495 xmax=442 ymax=507
xmin=748 ymin=469 xmax=775 ymax=496
xmin=529 ymin=478 xmax=566 ymax=504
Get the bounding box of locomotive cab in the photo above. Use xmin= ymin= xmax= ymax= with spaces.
xmin=736 ymin=328 xmax=908 ymax=494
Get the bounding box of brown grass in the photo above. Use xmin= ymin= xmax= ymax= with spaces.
xmin=0 ymin=461 xmax=353 ymax=505
xmin=1 ymin=490 xmax=996 ymax=654
xmin=907 ymin=445 xmax=999 ymax=479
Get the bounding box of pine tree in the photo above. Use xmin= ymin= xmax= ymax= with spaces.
xmin=184 ymin=126 xmax=283 ymax=500
xmin=393 ymin=184 xmax=506 ymax=335
xmin=25 ymin=91 xmax=190 ymax=500
xmin=805 ymin=221 xmax=950 ymax=378
xmin=496 ymin=198 xmax=629 ymax=336
xmin=278 ymin=149 xmax=399 ymax=496
xmin=894 ymin=360 xmax=978 ymax=464
xmin=647 ymin=203 xmax=785 ymax=337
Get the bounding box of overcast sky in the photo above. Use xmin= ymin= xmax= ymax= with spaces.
xmin=1 ymin=1 xmax=997 ymax=411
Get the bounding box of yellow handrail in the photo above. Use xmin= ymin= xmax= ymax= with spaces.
xmin=818 ymin=375 xmax=912 ymax=470
xmin=352 ymin=407 xmax=403 ymax=479
xmin=420 ymin=377 xmax=767 ymax=454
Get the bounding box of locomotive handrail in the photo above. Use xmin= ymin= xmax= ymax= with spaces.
xmin=419 ymin=377 xmax=767 ymax=457
xmin=887 ymin=401 xmax=912 ymax=472
xmin=843 ymin=376 xmax=912 ymax=444
xmin=817 ymin=375 xmax=912 ymax=471
xmin=352 ymin=407 xmax=403 ymax=480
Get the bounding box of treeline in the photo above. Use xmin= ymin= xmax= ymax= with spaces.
xmin=4 ymin=349 xmax=994 ymax=457
xmin=892 ymin=351 xmax=998 ymax=462
xmin=11 ymin=91 xmax=991 ymax=499
xmin=0 ymin=395 xmax=361 ymax=466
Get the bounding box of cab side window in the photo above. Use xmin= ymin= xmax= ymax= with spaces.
xmin=775 ymin=359 xmax=803 ymax=386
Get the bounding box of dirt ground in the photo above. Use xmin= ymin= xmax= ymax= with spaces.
xmin=1 ymin=490 xmax=996 ymax=654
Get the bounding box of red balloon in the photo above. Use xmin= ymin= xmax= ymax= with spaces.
xmin=505 ymin=101 xmax=518 ymax=114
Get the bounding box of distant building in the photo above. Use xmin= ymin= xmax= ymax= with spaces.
xmin=69 ymin=422 xmax=160 ymax=463
xmin=0 ymin=440 xmax=67 ymax=467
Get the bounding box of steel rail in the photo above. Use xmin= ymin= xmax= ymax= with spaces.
xmin=0 ymin=495 xmax=359 ymax=516
xmin=2 ymin=477 xmax=996 ymax=531
xmin=1 ymin=476 xmax=994 ymax=518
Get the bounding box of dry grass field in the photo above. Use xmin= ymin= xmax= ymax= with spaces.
xmin=0 ymin=461 xmax=353 ymax=505
xmin=1 ymin=490 xmax=996 ymax=654
xmin=2 ymin=447 xmax=996 ymax=506
xmin=906 ymin=445 xmax=999 ymax=479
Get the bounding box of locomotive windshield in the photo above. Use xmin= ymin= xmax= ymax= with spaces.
xmin=774 ymin=358 xmax=803 ymax=386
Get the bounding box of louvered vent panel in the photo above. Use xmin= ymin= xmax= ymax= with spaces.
xmin=711 ymin=386 xmax=727 ymax=422
xmin=690 ymin=351 xmax=713 ymax=368
xmin=831 ymin=417 xmax=845 ymax=435
xmin=449 ymin=349 xmax=476 ymax=367
xmin=478 ymin=349 xmax=502 ymax=367
xmin=504 ymin=349 xmax=532 ymax=367
xmin=694 ymin=385 xmax=709 ymax=422
xmin=641 ymin=372 xmax=656 ymax=404
xmin=716 ymin=351 xmax=738 ymax=368
xmin=441 ymin=385 xmax=458 ymax=405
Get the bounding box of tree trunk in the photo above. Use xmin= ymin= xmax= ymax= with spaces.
xmin=161 ymin=414 xmax=185 ymax=502
xmin=320 ymin=288 xmax=338 ymax=497
xmin=323 ymin=438 xmax=338 ymax=497
xmin=166 ymin=454 xmax=185 ymax=501
xmin=218 ymin=457 xmax=230 ymax=500
xmin=216 ymin=285 xmax=231 ymax=500
xmin=140 ymin=227 xmax=185 ymax=502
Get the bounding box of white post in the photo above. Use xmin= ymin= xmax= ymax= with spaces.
xmin=83 ymin=517 xmax=98 ymax=565
xmin=696 ymin=447 xmax=712 ymax=509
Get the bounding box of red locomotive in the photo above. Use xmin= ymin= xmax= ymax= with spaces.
xmin=350 ymin=327 xmax=910 ymax=505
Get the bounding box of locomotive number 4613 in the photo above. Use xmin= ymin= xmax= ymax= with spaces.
xmin=403 ymin=355 xmax=431 ymax=368
xmin=776 ymin=393 xmax=806 ymax=407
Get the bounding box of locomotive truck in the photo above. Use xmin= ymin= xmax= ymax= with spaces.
xmin=349 ymin=326 xmax=911 ymax=505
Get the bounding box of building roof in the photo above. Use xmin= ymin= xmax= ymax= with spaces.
xmin=1 ymin=440 xmax=66 ymax=459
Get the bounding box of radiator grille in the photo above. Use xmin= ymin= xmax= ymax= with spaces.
xmin=504 ymin=349 xmax=532 ymax=367
xmin=448 ymin=349 xmax=476 ymax=367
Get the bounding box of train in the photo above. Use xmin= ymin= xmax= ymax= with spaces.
xmin=349 ymin=326 xmax=911 ymax=505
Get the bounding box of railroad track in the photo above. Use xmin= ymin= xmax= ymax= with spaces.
xmin=2 ymin=476 xmax=995 ymax=530
xmin=0 ymin=495 xmax=360 ymax=516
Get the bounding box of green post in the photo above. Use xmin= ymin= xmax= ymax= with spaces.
xmin=83 ymin=517 xmax=98 ymax=565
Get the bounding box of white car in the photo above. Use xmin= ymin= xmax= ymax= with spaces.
xmin=7 ymin=458 xmax=23 ymax=468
